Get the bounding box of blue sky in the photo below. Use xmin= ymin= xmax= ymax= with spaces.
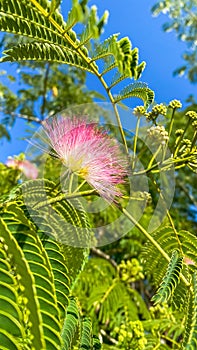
xmin=0 ymin=0 xmax=196 ymax=162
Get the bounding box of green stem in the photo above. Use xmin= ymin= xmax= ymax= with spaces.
xmin=162 ymin=107 xmax=176 ymax=161
xmin=174 ymin=118 xmax=191 ymax=158
xmin=162 ymin=335 xmax=180 ymax=348
xmin=167 ymin=211 xmax=183 ymax=254
xmin=132 ymin=116 xmax=140 ymax=170
xmin=122 ymin=208 xmax=171 ymax=262
xmin=73 ymin=179 xmax=87 ymax=193
xmin=191 ymin=131 xmax=197 ymax=149
xmin=68 ymin=173 xmax=74 ymax=193
xmin=99 ymin=76 xmax=129 ymax=156
xmin=147 ymin=145 xmax=162 ymax=170
xmin=168 ymin=108 xmax=176 ymax=140
xmin=133 ymin=152 xmax=195 ymax=176
xmin=33 ymin=189 xmax=96 ymax=209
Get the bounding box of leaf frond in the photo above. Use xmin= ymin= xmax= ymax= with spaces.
xmin=1 ymin=42 xmax=97 ymax=72
xmin=114 ymin=82 xmax=154 ymax=108
xmin=152 ymin=250 xmax=183 ymax=304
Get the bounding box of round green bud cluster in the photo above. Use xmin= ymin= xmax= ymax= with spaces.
xmin=146 ymin=103 xmax=167 ymax=122
xmin=150 ymin=302 xmax=175 ymax=321
xmin=152 ymin=104 xmax=167 ymax=115
xmin=179 ymin=139 xmax=192 ymax=155
xmin=119 ymin=258 xmax=144 ymax=283
xmin=140 ymin=191 xmax=152 ymax=204
xmin=185 ymin=111 xmax=197 ymax=120
xmin=168 ymin=99 xmax=182 ymax=109
xmin=114 ymin=321 xmax=147 ymax=350
xmin=133 ymin=106 xmax=148 ymax=117
xmin=192 ymin=121 xmax=197 ymax=129
xmin=147 ymin=125 xmax=169 ymax=145
xmin=175 ymin=129 xmax=184 ymax=136
xmin=181 ymin=138 xmax=192 ymax=146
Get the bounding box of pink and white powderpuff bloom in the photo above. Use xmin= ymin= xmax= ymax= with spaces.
xmin=42 ymin=116 xmax=128 ymax=201
xmin=6 ymin=158 xmax=38 ymax=179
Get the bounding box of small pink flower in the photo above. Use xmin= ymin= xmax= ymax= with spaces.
xmin=183 ymin=256 xmax=195 ymax=266
xmin=42 ymin=116 xmax=128 ymax=201
xmin=6 ymin=158 xmax=38 ymax=179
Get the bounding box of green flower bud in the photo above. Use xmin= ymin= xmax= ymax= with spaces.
xmin=185 ymin=111 xmax=197 ymax=119
xmin=181 ymin=138 xmax=192 ymax=146
xmin=192 ymin=121 xmax=197 ymax=129
xmin=133 ymin=106 xmax=147 ymax=117
xmin=175 ymin=129 xmax=184 ymax=136
xmin=146 ymin=103 xmax=167 ymax=122
xmin=169 ymin=99 xmax=182 ymax=109
xmin=152 ymin=103 xmax=167 ymax=116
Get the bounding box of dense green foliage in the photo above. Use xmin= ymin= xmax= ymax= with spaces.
xmin=1 ymin=1 xmax=197 ymax=349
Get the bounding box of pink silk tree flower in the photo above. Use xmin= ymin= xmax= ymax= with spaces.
xmin=183 ymin=256 xmax=195 ymax=266
xmin=42 ymin=116 xmax=128 ymax=201
xmin=6 ymin=158 xmax=38 ymax=179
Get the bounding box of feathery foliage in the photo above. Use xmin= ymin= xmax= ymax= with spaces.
xmin=151 ymin=250 xmax=183 ymax=304
xmin=0 ymin=0 xmax=154 ymax=108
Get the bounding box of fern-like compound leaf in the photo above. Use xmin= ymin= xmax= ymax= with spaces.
xmin=0 ymin=0 xmax=66 ymax=42
xmin=92 ymin=34 xmax=146 ymax=79
xmin=0 ymin=0 xmax=99 ymax=73
xmin=61 ymin=297 xmax=80 ymax=350
xmin=92 ymin=335 xmax=102 ymax=350
xmin=151 ymin=250 xmax=183 ymax=304
xmin=114 ymin=81 xmax=154 ymax=108
xmin=0 ymin=0 xmax=152 ymax=105
xmin=1 ymin=42 xmax=97 ymax=73
xmin=79 ymin=317 xmax=93 ymax=349
xmin=0 ymin=217 xmax=45 ymax=349
xmin=1 ymin=203 xmax=63 ymax=349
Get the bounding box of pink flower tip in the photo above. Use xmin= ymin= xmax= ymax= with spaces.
xmin=183 ymin=256 xmax=195 ymax=266
xmin=6 ymin=158 xmax=38 ymax=179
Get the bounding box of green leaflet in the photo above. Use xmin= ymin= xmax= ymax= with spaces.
xmin=61 ymin=297 xmax=80 ymax=350
xmin=79 ymin=317 xmax=93 ymax=350
xmin=0 ymin=0 xmax=67 ymax=42
xmin=60 ymin=297 xmax=102 ymax=350
xmin=40 ymin=238 xmax=70 ymax=317
xmin=182 ymin=272 xmax=197 ymax=349
xmin=49 ymin=0 xmax=61 ymax=15
xmin=114 ymin=82 xmax=154 ymax=108
xmin=1 ymin=42 xmax=96 ymax=73
xmin=92 ymin=335 xmax=102 ymax=350
xmin=92 ymin=35 xmax=145 ymax=78
xmin=151 ymin=250 xmax=183 ymax=304
xmin=0 ymin=218 xmax=45 ymax=349
xmin=0 ymin=0 xmax=97 ymax=72
xmin=1 ymin=203 xmax=63 ymax=349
